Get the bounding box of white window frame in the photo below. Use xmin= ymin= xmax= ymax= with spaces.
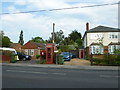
xmin=90 ymin=33 xmax=103 ymax=40
xmin=108 ymin=45 xmax=120 ymax=54
xmin=109 ymin=32 xmax=118 ymax=39
xmin=24 ymin=49 xmax=34 ymax=56
xmin=90 ymin=45 xmax=104 ymax=54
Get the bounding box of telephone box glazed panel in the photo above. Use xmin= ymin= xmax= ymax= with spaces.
xmin=46 ymin=43 xmax=54 ymax=64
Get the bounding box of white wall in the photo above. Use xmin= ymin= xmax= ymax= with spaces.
xmin=85 ymin=32 xmax=119 ymax=46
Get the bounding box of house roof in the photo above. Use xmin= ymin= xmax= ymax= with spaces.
xmin=10 ymin=43 xmax=22 ymax=48
xmin=33 ymin=42 xmax=45 ymax=49
xmin=109 ymin=42 xmax=120 ymax=45
xmin=87 ymin=25 xmax=120 ymax=33
xmin=82 ymin=25 xmax=120 ymax=39
xmin=22 ymin=41 xmax=45 ymax=49
xmin=90 ymin=43 xmax=103 ymax=46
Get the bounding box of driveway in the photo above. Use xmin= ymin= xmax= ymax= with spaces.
xmin=16 ymin=59 xmax=91 ymax=66
xmin=64 ymin=58 xmax=91 ymax=66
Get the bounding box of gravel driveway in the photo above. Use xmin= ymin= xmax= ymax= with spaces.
xmin=64 ymin=59 xmax=91 ymax=66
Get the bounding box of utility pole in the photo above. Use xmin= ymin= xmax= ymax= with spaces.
xmin=52 ymin=23 xmax=55 ymax=44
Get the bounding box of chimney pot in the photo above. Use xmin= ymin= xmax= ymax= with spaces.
xmin=86 ymin=22 xmax=89 ymax=31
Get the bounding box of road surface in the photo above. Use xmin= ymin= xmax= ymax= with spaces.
xmin=2 ymin=65 xmax=119 ymax=88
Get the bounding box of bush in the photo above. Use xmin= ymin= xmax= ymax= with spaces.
xmin=40 ymin=59 xmax=46 ymax=64
xmin=36 ymin=59 xmax=46 ymax=64
xmin=36 ymin=60 xmax=40 ymax=64
xmin=36 ymin=55 xmax=40 ymax=59
xmin=92 ymin=56 xmax=120 ymax=65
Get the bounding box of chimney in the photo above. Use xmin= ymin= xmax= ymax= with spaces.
xmin=86 ymin=22 xmax=89 ymax=31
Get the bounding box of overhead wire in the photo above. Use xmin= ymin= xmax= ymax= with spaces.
xmin=1 ymin=2 xmax=119 ymax=15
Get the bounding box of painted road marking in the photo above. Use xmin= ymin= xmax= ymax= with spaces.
xmin=6 ymin=70 xmax=66 ymax=75
xmin=100 ymin=75 xmax=120 ymax=78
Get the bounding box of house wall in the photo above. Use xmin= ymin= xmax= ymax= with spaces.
xmin=85 ymin=46 xmax=109 ymax=59
xmin=87 ymin=32 xmax=119 ymax=46
xmin=22 ymin=49 xmax=41 ymax=60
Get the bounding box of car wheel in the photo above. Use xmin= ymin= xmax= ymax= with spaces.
xmin=23 ymin=58 xmax=26 ymax=61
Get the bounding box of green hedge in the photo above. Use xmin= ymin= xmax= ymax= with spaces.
xmin=91 ymin=54 xmax=120 ymax=65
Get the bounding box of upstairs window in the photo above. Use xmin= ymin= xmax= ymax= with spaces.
xmin=109 ymin=32 xmax=118 ymax=39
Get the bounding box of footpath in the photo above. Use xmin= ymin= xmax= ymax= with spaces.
xmin=1 ymin=59 xmax=119 ymax=71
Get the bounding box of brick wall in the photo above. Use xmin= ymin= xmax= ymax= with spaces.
xmin=0 ymin=55 xmax=11 ymax=63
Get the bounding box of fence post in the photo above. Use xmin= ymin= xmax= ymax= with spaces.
xmin=90 ymin=53 xmax=93 ymax=66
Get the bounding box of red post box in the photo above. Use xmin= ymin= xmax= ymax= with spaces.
xmin=46 ymin=43 xmax=54 ymax=64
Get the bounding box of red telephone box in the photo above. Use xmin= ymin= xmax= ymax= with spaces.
xmin=46 ymin=43 xmax=54 ymax=64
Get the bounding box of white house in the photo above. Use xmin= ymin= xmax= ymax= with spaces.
xmin=82 ymin=23 xmax=120 ymax=59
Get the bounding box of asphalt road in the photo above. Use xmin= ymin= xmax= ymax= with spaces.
xmin=2 ymin=65 xmax=119 ymax=88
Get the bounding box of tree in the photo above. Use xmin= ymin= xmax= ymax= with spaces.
xmin=48 ymin=30 xmax=64 ymax=45
xmin=75 ymin=38 xmax=82 ymax=47
xmin=18 ymin=30 xmax=24 ymax=45
xmin=68 ymin=30 xmax=82 ymax=42
xmin=31 ymin=36 xmax=44 ymax=43
xmin=0 ymin=31 xmax=12 ymax=47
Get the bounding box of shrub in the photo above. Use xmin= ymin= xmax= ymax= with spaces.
xmin=36 ymin=55 xmax=40 ymax=59
xmin=40 ymin=59 xmax=46 ymax=64
xmin=36 ymin=60 xmax=40 ymax=64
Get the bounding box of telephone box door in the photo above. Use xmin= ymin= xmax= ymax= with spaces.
xmin=46 ymin=44 xmax=54 ymax=64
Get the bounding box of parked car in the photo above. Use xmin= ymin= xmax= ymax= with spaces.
xmin=60 ymin=52 xmax=73 ymax=61
xmin=17 ymin=52 xmax=31 ymax=60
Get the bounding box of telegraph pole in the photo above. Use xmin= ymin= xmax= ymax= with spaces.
xmin=52 ymin=23 xmax=55 ymax=43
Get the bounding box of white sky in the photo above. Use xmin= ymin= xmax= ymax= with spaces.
xmin=0 ymin=0 xmax=119 ymax=43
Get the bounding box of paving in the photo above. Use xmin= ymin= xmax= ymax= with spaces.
xmin=64 ymin=58 xmax=91 ymax=66
xmin=1 ymin=58 xmax=119 ymax=71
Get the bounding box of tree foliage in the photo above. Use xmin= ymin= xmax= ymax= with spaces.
xmin=68 ymin=30 xmax=82 ymax=42
xmin=0 ymin=31 xmax=12 ymax=47
xmin=18 ymin=30 xmax=24 ymax=45
xmin=48 ymin=30 xmax=64 ymax=45
xmin=31 ymin=36 xmax=44 ymax=43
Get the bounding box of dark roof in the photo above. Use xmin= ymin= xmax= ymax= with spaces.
xmin=90 ymin=43 xmax=103 ymax=46
xmin=109 ymin=42 xmax=120 ymax=45
xmin=33 ymin=42 xmax=45 ymax=49
xmin=82 ymin=25 xmax=120 ymax=39
xmin=87 ymin=25 xmax=120 ymax=33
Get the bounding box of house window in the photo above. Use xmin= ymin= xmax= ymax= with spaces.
xmin=90 ymin=45 xmax=103 ymax=54
xmin=90 ymin=33 xmax=103 ymax=39
xmin=24 ymin=49 xmax=34 ymax=56
xmin=108 ymin=45 xmax=120 ymax=54
xmin=109 ymin=32 xmax=118 ymax=39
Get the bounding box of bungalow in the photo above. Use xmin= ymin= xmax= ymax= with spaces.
xmin=82 ymin=23 xmax=120 ymax=59
xmin=10 ymin=43 xmax=22 ymax=52
xmin=21 ymin=41 xmax=45 ymax=59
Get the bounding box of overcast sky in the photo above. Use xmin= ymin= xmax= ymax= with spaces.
xmin=0 ymin=0 xmax=119 ymax=43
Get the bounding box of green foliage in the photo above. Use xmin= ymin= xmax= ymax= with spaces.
xmin=36 ymin=59 xmax=46 ymax=64
xmin=114 ymin=49 xmax=120 ymax=54
xmin=31 ymin=36 xmax=44 ymax=43
xmin=36 ymin=55 xmax=40 ymax=59
xmin=92 ymin=54 xmax=120 ymax=65
xmin=2 ymin=36 xmax=12 ymax=47
xmin=68 ymin=30 xmax=82 ymax=42
xmin=48 ymin=30 xmax=64 ymax=45
xmin=60 ymin=45 xmax=70 ymax=52
xmin=1 ymin=31 xmax=12 ymax=47
xmin=40 ymin=59 xmax=46 ymax=64
xmin=18 ymin=30 xmax=24 ymax=45
xmin=75 ymin=38 xmax=82 ymax=47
